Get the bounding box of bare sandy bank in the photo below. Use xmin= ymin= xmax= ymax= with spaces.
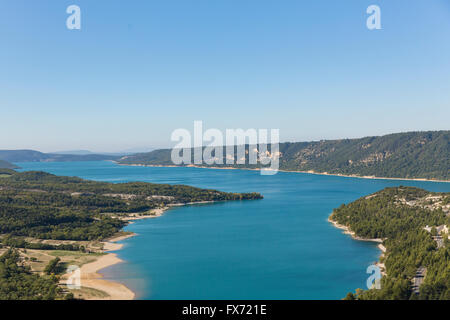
xmin=118 ymin=207 xmax=168 ymax=222
xmin=328 ymin=218 xmax=384 ymax=243
xmin=60 ymin=234 xmax=136 ymax=300
xmin=119 ymin=202 xmax=215 ymax=223
xmin=63 ymin=202 xmax=217 ymax=299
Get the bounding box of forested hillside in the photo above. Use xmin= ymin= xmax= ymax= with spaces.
xmin=118 ymin=131 xmax=449 ymax=180
xmin=330 ymin=187 xmax=450 ymax=300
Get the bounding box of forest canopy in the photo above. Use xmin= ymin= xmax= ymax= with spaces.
xmin=0 ymin=171 xmax=262 ymax=241
xmin=330 ymin=186 xmax=450 ymax=300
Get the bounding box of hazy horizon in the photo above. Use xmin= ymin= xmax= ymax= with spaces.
xmin=1 ymin=1 xmax=450 ymax=152
xmin=0 ymin=129 xmax=448 ymax=154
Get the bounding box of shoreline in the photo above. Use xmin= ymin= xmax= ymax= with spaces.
xmin=328 ymin=217 xmax=384 ymax=243
xmin=328 ymin=217 xmax=387 ymax=275
xmin=68 ymin=202 xmax=217 ymax=300
xmin=115 ymin=162 xmax=449 ymax=183
xmin=61 ymin=233 xmax=137 ymax=300
xmin=87 ymin=207 xmax=390 ymax=300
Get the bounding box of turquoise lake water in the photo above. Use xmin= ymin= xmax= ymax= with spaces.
xmin=16 ymin=161 xmax=450 ymax=299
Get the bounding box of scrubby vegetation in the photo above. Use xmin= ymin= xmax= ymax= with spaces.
xmin=0 ymin=249 xmax=63 ymax=300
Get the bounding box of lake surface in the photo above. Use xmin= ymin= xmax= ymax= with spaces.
xmin=16 ymin=161 xmax=450 ymax=299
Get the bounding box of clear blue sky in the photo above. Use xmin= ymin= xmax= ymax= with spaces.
xmin=1 ymin=0 xmax=449 ymax=152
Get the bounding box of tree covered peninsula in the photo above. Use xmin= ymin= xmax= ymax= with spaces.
xmin=330 ymin=187 xmax=450 ymax=300
xmin=0 ymin=170 xmax=262 ymax=300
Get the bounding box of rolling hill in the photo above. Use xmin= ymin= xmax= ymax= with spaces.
xmin=118 ymin=131 xmax=450 ymax=181
xmin=0 ymin=150 xmax=120 ymax=163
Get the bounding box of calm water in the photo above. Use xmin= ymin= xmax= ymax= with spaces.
xmin=16 ymin=161 xmax=450 ymax=299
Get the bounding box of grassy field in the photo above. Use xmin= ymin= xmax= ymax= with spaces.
xmin=16 ymin=248 xmax=106 ymax=274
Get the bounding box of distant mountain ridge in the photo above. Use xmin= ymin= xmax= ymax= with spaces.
xmin=118 ymin=131 xmax=450 ymax=181
xmin=0 ymin=150 xmax=120 ymax=163
xmin=52 ymin=150 xmax=95 ymax=155
xmin=0 ymin=160 xmax=18 ymax=169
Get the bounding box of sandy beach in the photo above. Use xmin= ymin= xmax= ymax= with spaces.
xmin=61 ymin=203 xmax=215 ymax=300
xmin=61 ymin=233 xmax=136 ymax=300
xmin=119 ymin=203 xmax=215 ymax=222
xmin=63 ymin=163 xmax=406 ymax=299
xmin=119 ymin=207 xmax=168 ymax=222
